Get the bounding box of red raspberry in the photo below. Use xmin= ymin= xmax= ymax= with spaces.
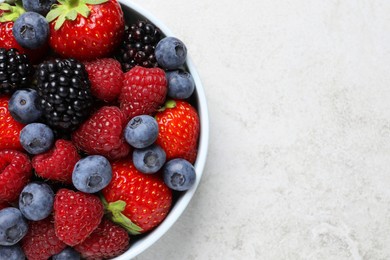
xmin=0 ymin=150 xmax=32 ymax=203
xmin=119 ymin=66 xmax=167 ymax=120
xmin=54 ymin=189 xmax=104 ymax=246
xmin=84 ymin=58 xmax=123 ymax=102
xmin=32 ymin=139 xmax=81 ymax=184
xmin=75 ymin=218 xmax=130 ymax=259
xmin=72 ymin=106 xmax=131 ymax=161
xmin=0 ymin=97 xmax=24 ymax=151
xmin=21 ymin=216 xmax=67 ymax=260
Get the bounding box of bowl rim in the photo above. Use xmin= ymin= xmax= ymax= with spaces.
xmin=113 ymin=1 xmax=209 ymax=259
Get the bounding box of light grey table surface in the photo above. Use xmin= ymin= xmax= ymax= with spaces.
xmin=132 ymin=0 xmax=390 ymax=259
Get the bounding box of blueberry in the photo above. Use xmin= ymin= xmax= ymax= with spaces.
xmin=18 ymin=182 xmax=54 ymax=221
xmin=163 ymin=159 xmax=196 ymax=191
xmin=155 ymin=37 xmax=187 ymax=70
xmin=8 ymin=89 xmax=42 ymax=124
xmin=12 ymin=12 xmax=49 ymax=49
xmin=0 ymin=208 xmax=28 ymax=246
xmin=0 ymin=244 xmax=25 ymax=260
xmin=133 ymin=144 xmax=166 ymax=174
xmin=124 ymin=115 xmax=159 ymax=149
xmin=72 ymin=155 xmax=112 ymax=193
xmin=166 ymin=70 xmax=195 ymax=99
xmin=20 ymin=123 xmax=54 ymax=154
xmin=22 ymin=0 xmax=57 ymax=15
xmin=52 ymin=247 xmax=80 ymax=260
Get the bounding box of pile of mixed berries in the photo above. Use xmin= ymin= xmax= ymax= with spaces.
xmin=0 ymin=0 xmax=201 ymax=258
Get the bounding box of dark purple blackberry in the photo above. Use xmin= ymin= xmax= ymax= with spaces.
xmin=117 ymin=21 xmax=162 ymax=71
xmin=35 ymin=58 xmax=93 ymax=133
xmin=0 ymin=48 xmax=33 ymax=95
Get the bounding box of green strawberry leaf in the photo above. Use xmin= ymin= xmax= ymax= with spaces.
xmin=0 ymin=2 xmax=25 ymax=22
xmin=77 ymin=4 xmax=90 ymax=18
xmin=66 ymin=9 xmax=77 ymax=20
xmin=0 ymin=3 xmax=12 ymax=11
xmin=85 ymin=0 xmax=108 ymax=4
xmin=46 ymin=5 xmax=64 ymax=22
xmin=55 ymin=12 xmax=67 ymax=30
xmin=101 ymin=196 xmax=143 ymax=235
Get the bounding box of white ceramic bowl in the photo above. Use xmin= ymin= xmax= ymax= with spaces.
xmin=113 ymin=1 xmax=209 ymax=259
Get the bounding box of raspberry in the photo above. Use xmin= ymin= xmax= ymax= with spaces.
xmin=84 ymin=58 xmax=123 ymax=102
xmin=72 ymin=106 xmax=131 ymax=161
xmin=119 ymin=66 xmax=167 ymax=120
xmin=53 ymin=189 xmax=104 ymax=246
xmin=21 ymin=216 xmax=67 ymax=260
xmin=32 ymin=139 xmax=81 ymax=184
xmin=75 ymin=218 xmax=130 ymax=259
xmin=0 ymin=150 xmax=32 ymax=203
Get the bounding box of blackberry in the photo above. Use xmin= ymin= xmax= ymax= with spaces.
xmin=35 ymin=58 xmax=93 ymax=133
xmin=117 ymin=21 xmax=162 ymax=71
xmin=0 ymin=48 xmax=33 ymax=95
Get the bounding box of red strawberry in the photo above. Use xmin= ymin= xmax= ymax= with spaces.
xmin=155 ymin=100 xmax=200 ymax=163
xmin=102 ymin=159 xmax=172 ymax=234
xmin=21 ymin=216 xmax=67 ymax=260
xmin=0 ymin=96 xmax=24 ymax=151
xmin=84 ymin=58 xmax=123 ymax=102
xmin=0 ymin=3 xmax=47 ymax=63
xmin=0 ymin=149 xmax=32 ymax=203
xmin=54 ymin=189 xmax=104 ymax=246
xmin=75 ymin=218 xmax=130 ymax=260
xmin=72 ymin=106 xmax=130 ymax=160
xmin=47 ymin=0 xmax=124 ymax=60
xmin=32 ymin=139 xmax=81 ymax=184
xmin=119 ymin=66 xmax=167 ymax=120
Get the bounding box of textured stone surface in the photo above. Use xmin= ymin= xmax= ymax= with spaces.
xmin=132 ymin=0 xmax=390 ymax=259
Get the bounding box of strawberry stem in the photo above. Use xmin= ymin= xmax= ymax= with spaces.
xmin=157 ymin=99 xmax=176 ymax=112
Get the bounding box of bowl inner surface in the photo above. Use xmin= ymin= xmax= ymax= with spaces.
xmin=113 ymin=1 xmax=209 ymax=259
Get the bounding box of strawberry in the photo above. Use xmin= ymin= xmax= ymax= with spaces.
xmin=102 ymin=159 xmax=172 ymax=234
xmin=75 ymin=218 xmax=130 ymax=260
xmin=0 ymin=96 xmax=24 ymax=150
xmin=32 ymin=139 xmax=81 ymax=184
xmin=21 ymin=216 xmax=67 ymax=260
xmin=0 ymin=3 xmax=47 ymax=63
xmin=84 ymin=58 xmax=123 ymax=102
xmin=119 ymin=66 xmax=167 ymax=120
xmin=0 ymin=149 xmax=32 ymax=203
xmin=0 ymin=201 xmax=8 ymax=210
xmin=155 ymin=100 xmax=200 ymax=163
xmin=54 ymin=188 xmax=104 ymax=246
xmin=72 ymin=106 xmax=131 ymax=160
xmin=47 ymin=0 xmax=124 ymax=60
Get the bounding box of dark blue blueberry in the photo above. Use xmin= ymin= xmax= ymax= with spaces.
xmin=166 ymin=70 xmax=195 ymax=99
xmin=22 ymin=0 xmax=57 ymax=15
xmin=124 ymin=115 xmax=159 ymax=149
xmin=8 ymin=89 xmax=42 ymax=124
xmin=0 ymin=208 xmax=28 ymax=246
xmin=163 ymin=158 xmax=196 ymax=191
xmin=12 ymin=12 xmax=49 ymax=49
xmin=0 ymin=244 xmax=25 ymax=260
xmin=72 ymin=155 xmax=112 ymax=193
xmin=133 ymin=144 xmax=166 ymax=174
xmin=52 ymin=247 xmax=80 ymax=260
xmin=155 ymin=37 xmax=187 ymax=70
xmin=18 ymin=182 xmax=54 ymax=221
xmin=20 ymin=123 xmax=54 ymax=154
